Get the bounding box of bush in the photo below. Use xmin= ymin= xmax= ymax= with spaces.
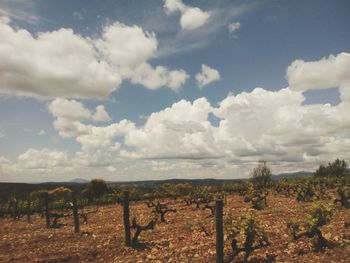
xmin=314 ymin=158 xmax=348 ymax=177
xmin=251 ymin=161 xmax=272 ymax=189
xmin=82 ymin=179 xmax=109 ymax=202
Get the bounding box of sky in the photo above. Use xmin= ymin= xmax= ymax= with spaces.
xmin=0 ymin=0 xmax=349 ymax=182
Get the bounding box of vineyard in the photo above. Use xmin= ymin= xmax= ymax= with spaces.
xmin=1 ymin=160 xmax=350 ymax=262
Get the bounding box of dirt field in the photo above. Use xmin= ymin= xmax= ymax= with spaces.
xmin=1 ymin=194 xmax=350 ymax=263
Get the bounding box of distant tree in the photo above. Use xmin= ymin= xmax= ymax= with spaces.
xmin=175 ymin=183 xmax=193 ymax=196
xmin=314 ymin=158 xmax=348 ymax=177
xmin=48 ymin=187 xmax=72 ymax=200
xmin=82 ymin=179 xmax=109 ymax=202
xmin=329 ymin=159 xmax=348 ymax=177
xmin=30 ymin=189 xmax=49 ymax=202
xmin=31 ymin=187 xmax=72 ymax=203
xmin=314 ymin=164 xmax=328 ymax=177
xmin=251 ymin=160 xmax=272 ymax=189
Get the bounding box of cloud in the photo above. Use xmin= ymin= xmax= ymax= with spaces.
xmin=180 ymin=7 xmax=211 ymax=30
xmin=48 ymin=98 xmax=120 ymax=140
xmin=3 ymin=52 xmax=350 ymax=182
xmin=157 ymin=2 xmax=255 ymax=58
xmin=0 ymin=156 xmax=11 ymax=165
xmin=81 ymin=52 xmax=350 ymax=174
xmin=0 ymin=132 xmax=4 ymax=138
xmin=95 ymin=22 xmax=158 ymax=68
xmin=42 ymin=77 xmax=350 ymax=179
xmin=163 ymin=0 xmax=186 ymax=14
xmin=48 ymin=98 xmax=92 ymax=121
xmin=164 ymin=0 xmax=211 ymax=30
xmin=124 ymin=97 xmax=216 ymax=160
xmin=287 ymin=52 xmax=350 ymax=103
xmin=0 ymin=6 xmax=40 ymax=24
xmin=195 ymin=64 xmax=220 ymax=88
xmin=38 ymin=129 xmax=46 ymax=136
xmin=48 ymin=98 xmax=135 ymax=166
xmin=93 ymin=21 xmax=189 ymax=91
xmin=92 ymin=105 xmax=111 ymax=122
xmin=0 ymin=17 xmax=121 ymax=99
xmin=0 ymin=18 xmax=188 ymax=99
xmin=128 ymin=63 xmax=189 ymax=92
xmin=227 ymin=22 xmax=241 ymax=33
xmin=17 ymin=148 xmax=70 ymax=169
xmin=48 ymin=98 xmax=91 ymax=138
xmin=0 ymin=156 xmax=12 ymax=180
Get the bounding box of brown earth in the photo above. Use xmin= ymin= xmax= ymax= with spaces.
xmin=1 ymin=194 xmax=350 ymax=263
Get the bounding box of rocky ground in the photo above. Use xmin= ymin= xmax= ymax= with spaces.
xmin=1 ymin=194 xmax=350 ymax=262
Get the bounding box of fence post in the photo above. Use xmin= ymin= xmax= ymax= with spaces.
xmin=123 ymin=191 xmax=131 ymax=246
xmin=73 ymin=194 xmax=80 ymax=233
xmin=216 ymin=200 xmax=224 ymax=263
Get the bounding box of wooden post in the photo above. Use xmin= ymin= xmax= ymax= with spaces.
xmin=73 ymin=195 xmax=80 ymax=233
xmin=123 ymin=191 xmax=131 ymax=246
xmin=45 ymin=196 xmax=50 ymax=228
xmin=216 ymin=200 xmax=224 ymax=263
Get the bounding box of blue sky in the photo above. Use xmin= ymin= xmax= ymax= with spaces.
xmin=0 ymin=0 xmax=349 ymax=182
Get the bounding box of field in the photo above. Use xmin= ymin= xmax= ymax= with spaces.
xmin=1 ymin=191 xmax=350 ymax=263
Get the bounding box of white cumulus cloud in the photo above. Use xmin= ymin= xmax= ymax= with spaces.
xmin=164 ymin=0 xmax=211 ymax=30
xmin=0 ymin=17 xmax=121 ymax=99
xmin=287 ymin=52 xmax=350 ymax=103
xmin=128 ymin=63 xmax=189 ymax=92
xmin=17 ymin=148 xmax=70 ymax=169
xmin=95 ymin=22 xmax=158 ymax=68
xmin=2 ymin=52 xmax=350 ymax=182
xmin=91 ymin=21 xmax=189 ymax=92
xmin=48 ymin=98 xmax=92 ymax=121
xmin=92 ymin=105 xmax=111 ymax=122
xmin=124 ymin=97 xmax=216 ymax=160
xmin=195 ymin=64 xmax=220 ymax=88
xmin=0 ymin=17 xmax=188 ymax=99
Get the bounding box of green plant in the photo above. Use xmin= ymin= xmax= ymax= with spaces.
xmin=287 ymin=219 xmax=300 ymax=240
xmin=251 ymin=160 xmax=272 ymax=190
xmin=243 ymin=188 xmax=268 ymax=210
xmin=334 ymin=186 xmax=350 ymax=208
xmin=296 ymin=182 xmax=316 ymax=202
xmin=314 ymin=158 xmax=348 ymax=178
xmin=286 ymin=204 xmax=332 ymax=250
xmin=307 ymin=203 xmax=332 ymax=230
xmin=81 ymin=179 xmax=109 ymax=203
xmin=225 ymin=212 xmax=269 ymax=262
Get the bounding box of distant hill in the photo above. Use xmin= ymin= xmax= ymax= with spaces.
xmin=108 ymin=178 xmax=242 ymax=188
xmin=69 ymin=178 xmax=89 ymax=184
xmin=272 ymin=171 xmax=313 ymax=180
xmin=119 ymin=172 xmax=315 ymax=186
xmin=0 ymin=171 xmax=325 ymax=201
xmin=1 ymin=171 xmax=317 ymax=187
